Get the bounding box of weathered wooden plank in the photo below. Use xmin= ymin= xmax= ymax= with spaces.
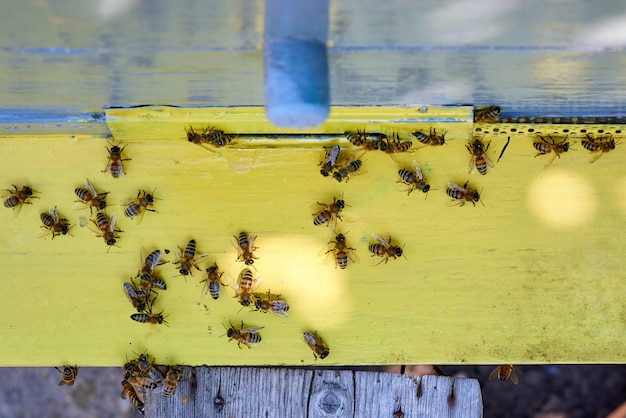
xmin=145 ymin=368 xmax=482 ymax=417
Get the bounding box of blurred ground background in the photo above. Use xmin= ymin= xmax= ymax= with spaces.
xmin=0 ymin=365 xmax=624 ymax=417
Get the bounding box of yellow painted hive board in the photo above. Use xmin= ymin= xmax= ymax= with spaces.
xmin=1 ymin=106 xmax=625 ymax=366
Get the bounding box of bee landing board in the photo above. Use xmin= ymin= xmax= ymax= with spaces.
xmin=0 ymin=106 xmax=625 ymax=366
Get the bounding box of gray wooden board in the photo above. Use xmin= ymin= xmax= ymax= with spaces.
xmin=145 ymin=367 xmax=482 ymax=417
xmin=0 ymin=1 xmax=624 ymax=115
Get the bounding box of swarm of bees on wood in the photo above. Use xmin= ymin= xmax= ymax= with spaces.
xmin=7 ymin=111 xmax=624 ymax=408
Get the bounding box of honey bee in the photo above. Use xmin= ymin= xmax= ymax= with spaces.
xmin=135 ymin=353 xmax=164 ymax=382
xmin=127 ymin=375 xmax=159 ymax=391
xmin=333 ymin=159 xmax=362 ymax=183
xmin=368 ymin=234 xmax=405 ymax=264
xmin=121 ymin=379 xmax=145 ymax=415
xmin=313 ymin=196 xmax=346 ymax=227
xmin=186 ymin=126 xmax=234 ymax=150
xmin=173 ymin=239 xmax=207 ymax=276
xmin=232 ymin=232 xmax=258 ymax=265
xmin=37 ymin=206 xmax=71 ymax=239
xmin=411 ymin=127 xmax=446 ymax=146
xmin=140 ymin=274 xmax=167 ymax=295
xmin=474 ymin=105 xmax=501 ymax=123
xmin=385 ymin=133 xmax=413 ymax=154
xmin=123 ymin=281 xmax=150 ymax=313
xmin=446 ymin=182 xmax=481 ymax=207
xmin=581 ymin=133 xmax=620 ymax=163
xmin=533 ymin=135 xmax=572 ymax=168
xmin=488 ymin=365 xmax=520 ymax=385
xmin=323 ymin=232 xmax=358 ymax=269
xmin=103 ymin=140 xmax=130 ymax=178
xmin=466 ymin=137 xmax=494 ymax=175
xmin=345 ymin=130 xmax=367 ymax=146
xmin=228 ymin=268 xmax=263 ymax=306
xmin=130 ymin=310 xmax=168 ymax=325
xmin=122 ymin=189 xmax=157 ymax=224
xmin=55 ymin=365 xmax=78 ymax=386
xmin=253 ymin=290 xmax=289 ymax=317
xmin=88 ymin=212 xmax=121 ymax=249
xmin=398 ymin=160 xmax=431 ymax=195
xmin=303 ymin=331 xmax=329 ymax=360
xmin=320 ymin=145 xmax=340 ymax=177
xmin=201 ymin=262 xmax=224 ymax=300
xmin=162 ymin=367 xmax=182 ymax=398
xmin=225 ymin=321 xmax=263 ymax=349
xmin=73 ymin=179 xmax=108 ymax=214
xmin=138 ymin=250 xmax=164 ymax=280
xmin=3 ymin=184 xmax=37 ymax=216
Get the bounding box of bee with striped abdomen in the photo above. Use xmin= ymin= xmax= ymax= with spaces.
xmin=161 ymin=367 xmax=182 ymax=398
xmin=3 ymin=184 xmax=37 ymax=216
xmin=130 ymin=309 xmax=168 ymax=326
xmin=303 ymin=331 xmax=329 ymax=360
xmin=232 ymin=232 xmax=258 ymax=266
xmin=87 ymin=212 xmax=121 ymax=250
xmin=103 ymin=140 xmax=130 ymax=178
xmin=225 ymin=321 xmax=263 ymax=349
xmin=201 ymin=262 xmax=225 ymax=300
xmin=73 ymin=179 xmax=108 ymax=214
xmin=123 ymin=281 xmax=150 ymax=313
xmin=398 ymin=160 xmax=431 ymax=196
xmin=122 ymin=189 xmax=157 ymax=224
xmin=37 ymin=206 xmax=71 ymax=239
xmin=581 ymin=133 xmax=620 ymax=163
xmin=474 ymin=105 xmax=501 ymax=123
xmin=55 ymin=366 xmax=78 ymax=386
xmin=121 ymin=379 xmax=145 ymax=415
xmin=253 ymin=290 xmax=289 ymax=317
xmin=173 ymin=239 xmax=207 ymax=277
xmin=228 ymin=268 xmax=262 ymax=307
xmin=411 ymin=127 xmax=446 ymax=146
xmin=368 ymin=234 xmax=405 ymax=264
xmin=466 ymin=137 xmax=494 ymax=175
xmin=313 ymin=196 xmax=346 ymax=227
xmin=323 ymin=232 xmax=358 ymax=269
xmin=446 ymin=181 xmax=481 ymax=206
xmin=345 ymin=130 xmax=367 ymax=147
xmin=533 ymin=135 xmax=572 ymax=168
xmin=333 ymin=159 xmax=362 ymax=183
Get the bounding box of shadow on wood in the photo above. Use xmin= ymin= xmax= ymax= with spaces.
xmin=146 ymin=367 xmax=482 ymax=417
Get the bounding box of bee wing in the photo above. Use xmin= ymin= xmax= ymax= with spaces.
xmin=49 ymin=206 xmax=59 ymax=222
xmin=372 ymin=233 xmax=390 ymax=246
xmin=247 ymin=233 xmax=257 ymax=249
xmin=172 ymin=245 xmax=183 ymax=262
xmin=226 ymin=276 xmax=240 ymax=293
xmin=412 ymin=160 xmax=424 ymax=180
xmin=123 ymin=282 xmax=140 ymax=306
xmin=240 ymin=326 xmax=264 ymax=334
xmin=447 ymin=182 xmax=466 ymax=192
xmin=196 ymin=253 xmax=209 ymax=265
xmin=347 ymin=248 xmax=360 ymax=263
xmin=509 ymin=370 xmax=519 ymax=385
xmin=35 ymin=228 xmax=51 ymax=238
xmin=120 ymin=197 xmax=138 ymax=207
xmin=488 ymin=367 xmax=499 ymax=381
xmin=588 ymin=152 xmax=604 ymax=164
xmin=8 ymin=200 xmax=23 ymax=217
xmin=134 ymin=207 xmax=147 ymax=225
xmin=250 ymin=276 xmax=263 ymax=292
xmin=85 ymin=179 xmax=98 ymax=197
xmin=86 ymin=219 xmax=102 ymax=235
xmin=109 ymin=212 xmax=117 ymax=232
xmin=72 ymin=201 xmax=91 ymax=211
xmin=542 ymin=152 xmax=558 ymax=169
xmin=468 ymin=155 xmax=477 ymax=175
xmin=231 ymin=236 xmax=244 ymax=258
xmin=484 ymin=152 xmax=495 ymax=168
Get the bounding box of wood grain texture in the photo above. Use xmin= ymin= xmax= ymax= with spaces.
xmin=145 ymin=368 xmax=482 ymax=418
